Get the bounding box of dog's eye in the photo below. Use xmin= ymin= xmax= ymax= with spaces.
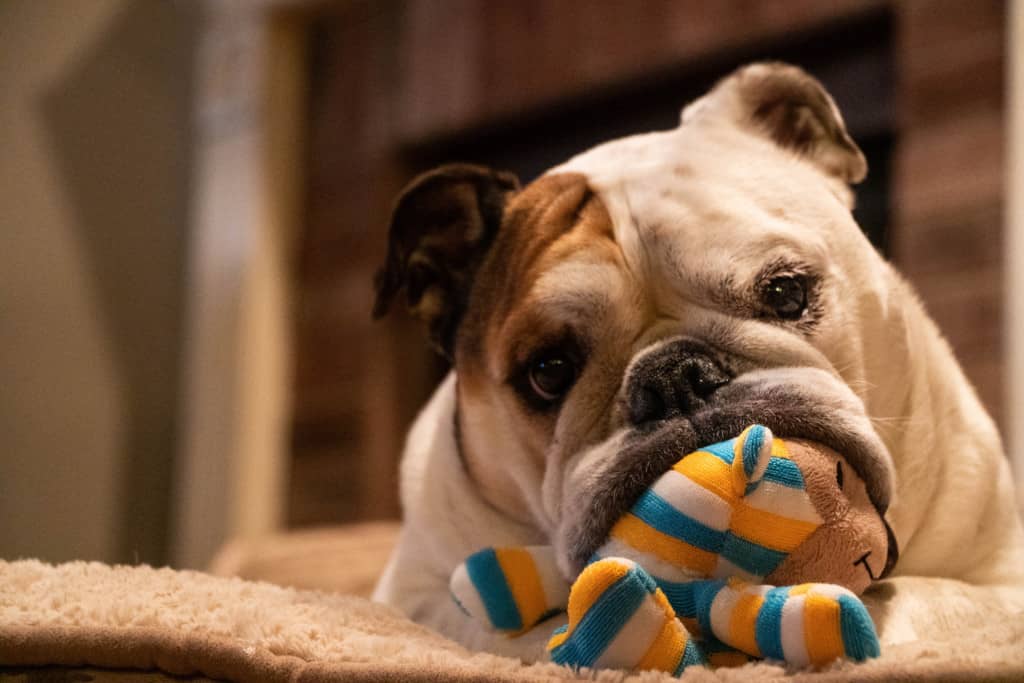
xmin=528 ymin=354 xmax=577 ymax=403
xmin=763 ymin=276 xmax=807 ymax=320
xmin=836 ymin=461 xmax=845 ymax=489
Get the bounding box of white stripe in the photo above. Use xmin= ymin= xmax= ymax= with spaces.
xmin=743 ymin=480 xmax=822 ymax=524
xmin=449 ymin=563 xmax=491 ymax=627
xmin=780 ymin=594 xmax=809 ymax=667
xmin=709 ymin=583 xmax=742 ymax=645
xmin=596 ymin=537 xmax=703 ymax=584
xmin=750 ymin=431 xmax=773 ymax=484
xmin=651 ymin=469 xmax=732 ymax=531
xmin=712 ymin=556 xmax=759 ymax=583
xmin=742 ymin=582 xmax=774 ymax=598
xmin=527 ymin=546 xmax=571 ymax=613
xmin=738 ymin=426 xmax=773 ymax=485
xmin=593 ymin=586 xmax=670 ymax=669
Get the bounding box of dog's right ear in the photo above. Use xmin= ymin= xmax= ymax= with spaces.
xmin=373 ymin=164 xmax=520 ymax=359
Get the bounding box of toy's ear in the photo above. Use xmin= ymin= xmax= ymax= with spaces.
xmin=732 ymin=424 xmax=774 ymax=496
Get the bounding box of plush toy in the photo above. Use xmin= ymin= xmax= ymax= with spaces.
xmin=450 ymin=425 xmax=893 ymax=674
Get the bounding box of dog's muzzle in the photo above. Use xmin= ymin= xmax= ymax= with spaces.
xmin=624 ymin=338 xmax=733 ymax=426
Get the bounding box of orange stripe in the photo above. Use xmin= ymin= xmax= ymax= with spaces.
xmin=611 ymin=513 xmax=717 ymax=575
xmin=673 ymin=451 xmax=741 ymax=508
xmin=771 ymin=438 xmax=791 ymax=459
xmin=728 ymin=590 xmax=764 ymax=657
xmin=547 ymin=629 xmax=569 ymax=649
xmin=635 ymin=592 xmax=689 ymax=673
xmin=804 ymin=594 xmax=844 ymax=666
xmin=495 ymin=547 xmax=549 ymax=632
xmin=730 ymin=503 xmax=819 ymax=552
xmin=563 ymin=559 xmax=632 ymax=637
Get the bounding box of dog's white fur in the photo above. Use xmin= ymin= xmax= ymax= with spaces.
xmin=374 ymin=64 xmax=1024 ymax=661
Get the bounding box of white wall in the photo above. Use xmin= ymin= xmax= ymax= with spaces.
xmin=0 ymin=0 xmax=194 ymax=564
xmin=171 ymin=4 xmax=300 ymax=569
xmin=0 ymin=1 xmax=127 ymax=564
xmin=1008 ymin=1 xmax=1024 ymax=515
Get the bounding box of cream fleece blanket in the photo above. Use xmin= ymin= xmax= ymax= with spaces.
xmin=0 ymin=559 xmax=1022 ymax=682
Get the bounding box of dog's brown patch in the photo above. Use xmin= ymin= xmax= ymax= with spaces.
xmin=456 ymin=172 xmax=619 ymax=384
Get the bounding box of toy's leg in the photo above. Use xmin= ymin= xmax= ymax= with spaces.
xmin=695 ymin=579 xmax=880 ymax=667
xmin=655 ymin=577 xmax=751 ymax=668
xmin=449 ymin=546 xmax=569 ymax=635
xmin=547 ymin=558 xmax=706 ymax=674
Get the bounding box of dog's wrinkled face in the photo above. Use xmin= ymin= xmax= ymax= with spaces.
xmin=375 ymin=63 xmax=897 ymax=580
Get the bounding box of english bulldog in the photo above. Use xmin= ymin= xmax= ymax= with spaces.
xmin=371 ymin=63 xmax=1024 ymax=661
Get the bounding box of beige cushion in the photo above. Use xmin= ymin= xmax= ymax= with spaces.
xmin=209 ymin=521 xmax=400 ymax=597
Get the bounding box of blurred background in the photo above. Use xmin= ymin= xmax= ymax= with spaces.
xmin=1 ymin=0 xmax=1020 ymax=572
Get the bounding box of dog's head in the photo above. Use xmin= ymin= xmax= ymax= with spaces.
xmin=375 ymin=63 xmax=897 ymax=580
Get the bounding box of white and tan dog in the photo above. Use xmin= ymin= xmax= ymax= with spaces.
xmin=372 ymin=63 xmax=1024 ymax=662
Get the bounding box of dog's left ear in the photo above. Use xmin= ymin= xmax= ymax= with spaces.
xmin=683 ymin=62 xmax=867 ymax=190
xmin=373 ymin=163 xmax=520 ymax=359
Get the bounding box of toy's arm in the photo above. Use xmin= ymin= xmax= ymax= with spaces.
xmin=449 ymin=545 xmax=570 ymax=635
xmin=693 ymin=578 xmax=880 ymax=667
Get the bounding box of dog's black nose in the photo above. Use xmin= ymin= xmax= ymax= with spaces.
xmin=625 ymin=339 xmax=731 ymax=425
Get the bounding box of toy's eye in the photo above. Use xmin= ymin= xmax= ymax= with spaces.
xmin=835 ymin=461 xmax=845 ymax=489
xmin=528 ymin=353 xmax=577 ymax=403
xmin=763 ymin=276 xmax=807 ymax=320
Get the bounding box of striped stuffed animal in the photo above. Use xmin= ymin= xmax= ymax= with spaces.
xmin=450 ymin=425 xmax=894 ymax=674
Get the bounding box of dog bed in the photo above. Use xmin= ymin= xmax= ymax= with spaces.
xmin=2 ymin=526 xmax=1023 ymax=682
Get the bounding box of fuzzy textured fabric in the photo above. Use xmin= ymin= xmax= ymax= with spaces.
xmin=1 ymin=559 xmax=1023 ymax=682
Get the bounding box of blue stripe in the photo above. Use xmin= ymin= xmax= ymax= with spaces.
xmin=706 ymin=436 xmax=805 ymax=488
xmin=701 ymin=438 xmax=736 ymax=464
xmin=631 ymin=490 xmax=728 ymax=552
xmin=549 ymin=566 xmax=651 ymax=668
xmin=741 ymin=425 xmax=767 ymax=478
xmin=701 ymin=636 xmax=734 ymax=653
xmin=653 ymin=577 xmax=700 ymax=619
xmin=838 ymin=594 xmax=880 ymax=660
xmin=755 ymin=586 xmax=791 ymax=660
xmin=465 ymin=549 xmax=521 ymax=631
xmin=763 ymin=457 xmax=804 ymax=488
xmin=692 ymin=579 xmax=728 ymax=641
xmin=674 ymin=638 xmax=706 ymax=674
xmin=720 ymin=533 xmax=788 ymax=577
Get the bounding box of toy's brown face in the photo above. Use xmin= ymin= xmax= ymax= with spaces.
xmin=375 ymin=64 xmax=899 ymax=580
xmin=767 ymin=440 xmax=896 ymax=594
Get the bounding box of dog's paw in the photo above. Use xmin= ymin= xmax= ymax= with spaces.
xmin=547 ymin=557 xmax=705 ymax=673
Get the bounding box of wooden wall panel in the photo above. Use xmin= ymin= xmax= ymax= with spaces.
xmin=395 ymin=0 xmax=886 ymax=144
xmin=893 ymin=0 xmax=1005 ymax=427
